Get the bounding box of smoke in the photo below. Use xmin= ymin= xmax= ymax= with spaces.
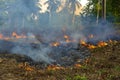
xmin=10 ymin=33 xmax=54 ymax=64
xmin=0 ymin=0 xmax=116 ymax=63
xmin=69 ymin=18 xmax=114 ymax=44
xmin=11 ymin=44 xmax=53 ymax=64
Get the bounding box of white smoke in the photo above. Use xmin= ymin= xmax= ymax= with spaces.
xmin=11 ymin=45 xmax=53 ymax=63
xmin=10 ymin=33 xmax=54 ymax=63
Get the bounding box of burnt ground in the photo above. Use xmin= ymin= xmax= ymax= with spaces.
xmin=0 ymin=40 xmax=120 ymax=80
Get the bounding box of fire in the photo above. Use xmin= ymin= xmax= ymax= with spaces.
xmin=64 ymin=35 xmax=71 ymax=43
xmin=64 ymin=35 xmax=69 ymax=39
xmin=80 ymin=40 xmax=87 ymax=46
xmin=89 ymin=34 xmax=94 ymax=38
xmin=0 ymin=33 xmax=9 ymax=40
xmin=80 ymin=40 xmax=108 ymax=49
xmin=0 ymin=34 xmax=3 ymax=39
xmin=97 ymin=41 xmax=108 ymax=47
xmin=80 ymin=40 xmax=96 ymax=49
xmin=74 ymin=64 xmax=82 ymax=68
xmin=0 ymin=32 xmax=27 ymax=40
xmin=50 ymin=42 xmax=60 ymax=47
xmin=4 ymin=37 xmax=10 ymax=40
xmin=0 ymin=32 xmax=112 ymax=50
xmin=78 ymin=34 xmax=109 ymax=49
xmin=18 ymin=62 xmax=34 ymax=71
xmin=88 ymin=44 xmax=96 ymax=49
xmin=85 ymin=41 xmax=108 ymax=49
xmin=47 ymin=65 xmax=64 ymax=70
xmin=87 ymin=41 xmax=108 ymax=49
xmin=12 ymin=32 xmax=26 ymax=39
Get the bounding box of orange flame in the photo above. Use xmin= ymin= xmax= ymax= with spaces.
xmin=0 ymin=32 xmax=27 ymax=40
xmin=18 ymin=62 xmax=34 ymax=71
xmin=0 ymin=32 xmax=112 ymax=50
xmin=80 ymin=39 xmax=108 ymax=49
xmin=88 ymin=44 xmax=96 ymax=49
xmin=0 ymin=33 xmax=9 ymax=40
xmin=89 ymin=34 xmax=94 ymax=38
xmin=80 ymin=40 xmax=96 ymax=49
xmin=80 ymin=40 xmax=87 ymax=46
xmin=12 ymin=32 xmax=26 ymax=39
xmin=47 ymin=65 xmax=64 ymax=70
xmin=64 ymin=35 xmax=71 ymax=43
xmin=50 ymin=42 xmax=60 ymax=47
xmin=74 ymin=64 xmax=82 ymax=68
xmin=64 ymin=35 xmax=69 ymax=39
xmin=0 ymin=34 xmax=3 ymax=39
xmin=97 ymin=41 xmax=108 ymax=47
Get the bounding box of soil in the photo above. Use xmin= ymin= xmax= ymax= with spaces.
xmin=0 ymin=41 xmax=120 ymax=80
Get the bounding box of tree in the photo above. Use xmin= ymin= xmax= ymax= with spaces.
xmin=67 ymin=0 xmax=82 ymax=24
xmin=111 ymin=0 xmax=120 ymax=22
xmin=44 ymin=0 xmax=60 ymax=25
xmin=96 ymin=0 xmax=101 ymax=24
xmin=0 ymin=0 xmax=42 ymax=31
xmin=83 ymin=0 xmax=120 ymax=23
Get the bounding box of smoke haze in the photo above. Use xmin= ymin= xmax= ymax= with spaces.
xmin=0 ymin=0 xmax=115 ymax=63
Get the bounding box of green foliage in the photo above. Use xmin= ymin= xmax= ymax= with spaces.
xmin=73 ymin=75 xmax=87 ymax=80
xmin=45 ymin=0 xmax=60 ymax=12
xmin=66 ymin=76 xmax=72 ymax=80
xmin=96 ymin=0 xmax=102 ymax=11
xmin=66 ymin=75 xmax=87 ymax=80
xmin=114 ymin=65 xmax=120 ymax=71
xmin=83 ymin=0 xmax=120 ymax=22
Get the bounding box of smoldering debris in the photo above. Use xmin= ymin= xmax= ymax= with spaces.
xmin=0 ymin=38 xmax=90 ymax=67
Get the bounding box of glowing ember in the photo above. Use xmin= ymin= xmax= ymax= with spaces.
xmin=89 ymin=34 xmax=94 ymax=38
xmin=18 ymin=62 xmax=34 ymax=71
xmin=0 ymin=32 xmax=28 ymax=40
xmin=0 ymin=34 xmax=3 ymax=39
xmin=50 ymin=42 xmax=60 ymax=47
xmin=64 ymin=35 xmax=71 ymax=43
xmin=97 ymin=41 xmax=108 ymax=47
xmin=80 ymin=40 xmax=108 ymax=49
xmin=12 ymin=32 xmax=26 ymax=39
xmin=0 ymin=33 xmax=9 ymax=40
xmin=80 ymin=40 xmax=87 ymax=46
xmin=74 ymin=64 xmax=82 ymax=68
xmin=47 ymin=65 xmax=64 ymax=70
xmin=0 ymin=31 xmax=111 ymax=50
xmin=3 ymin=37 xmax=10 ymax=40
xmin=64 ymin=35 xmax=69 ymax=39
xmin=88 ymin=44 xmax=96 ymax=49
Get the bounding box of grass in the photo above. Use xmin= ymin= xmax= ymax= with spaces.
xmin=0 ymin=41 xmax=120 ymax=80
xmin=114 ymin=65 xmax=120 ymax=71
xmin=66 ymin=75 xmax=87 ymax=80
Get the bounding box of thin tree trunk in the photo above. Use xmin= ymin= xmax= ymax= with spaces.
xmin=102 ymin=0 xmax=106 ymax=21
xmin=72 ymin=10 xmax=75 ymax=25
xmin=49 ymin=12 xmax=52 ymax=27
xmin=96 ymin=0 xmax=100 ymax=24
xmin=96 ymin=8 xmax=99 ymax=24
xmin=49 ymin=5 xmax=52 ymax=27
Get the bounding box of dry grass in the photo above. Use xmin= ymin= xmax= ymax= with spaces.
xmin=0 ymin=41 xmax=120 ymax=80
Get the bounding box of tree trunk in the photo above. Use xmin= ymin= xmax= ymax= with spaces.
xmin=96 ymin=0 xmax=100 ymax=24
xmin=102 ymin=0 xmax=106 ymax=21
xmin=72 ymin=10 xmax=75 ymax=25
xmin=49 ymin=9 xmax=52 ymax=27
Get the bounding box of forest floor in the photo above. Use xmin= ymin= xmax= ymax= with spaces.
xmin=0 ymin=40 xmax=120 ymax=80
